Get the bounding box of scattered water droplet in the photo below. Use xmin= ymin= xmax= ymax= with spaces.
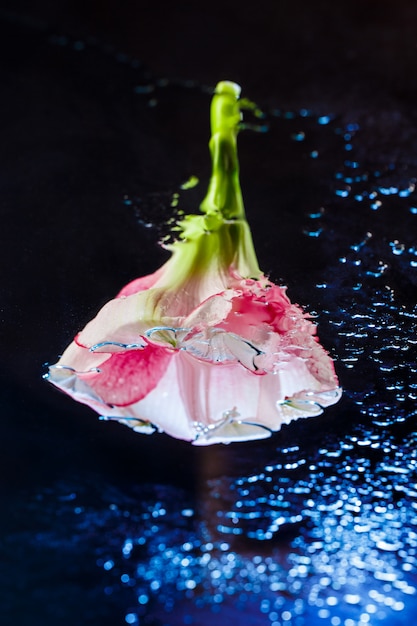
xmin=390 ymin=240 xmax=405 ymax=256
xmin=291 ymin=131 xmax=305 ymax=141
xmin=318 ymin=115 xmax=332 ymax=125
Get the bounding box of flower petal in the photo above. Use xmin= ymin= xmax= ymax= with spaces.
xmin=77 ymin=344 xmax=173 ymax=407
xmin=116 ymin=267 xmax=165 ymax=298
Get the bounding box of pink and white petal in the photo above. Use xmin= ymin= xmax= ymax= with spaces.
xmin=256 ymin=356 xmax=340 ymax=429
xmin=77 ymin=345 xmax=173 ymax=407
xmin=178 ymin=329 xmax=236 ymax=364
xmin=48 ymin=367 xmax=112 ymax=414
xmin=221 ymin=332 xmax=265 ymax=372
xmin=49 ymin=348 xmax=341 ymax=445
xmin=120 ymin=356 xmax=198 ymax=441
xmin=76 ymin=289 xmax=163 ymax=350
xmin=305 ymin=341 xmax=340 ymax=388
xmin=52 ymin=338 xmax=110 ymax=374
xmin=134 ymin=351 xmax=339 ymax=443
xmin=183 ymin=292 xmax=235 ymax=330
xmin=286 ymin=387 xmax=343 ymax=410
xmin=178 ymin=328 xmax=257 ymax=367
xmin=192 ymin=418 xmax=273 ymax=445
xmin=107 ymin=352 xmax=265 ymax=442
xmin=175 ymin=351 xmax=261 ymax=429
xmin=116 ymin=266 xmax=165 ymax=298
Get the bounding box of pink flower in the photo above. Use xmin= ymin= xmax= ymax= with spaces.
xmin=47 ymin=81 xmax=341 ymax=445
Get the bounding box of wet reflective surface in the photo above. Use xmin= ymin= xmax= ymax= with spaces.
xmin=1 ymin=6 xmax=417 ymax=625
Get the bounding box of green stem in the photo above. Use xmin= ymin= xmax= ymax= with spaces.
xmin=160 ymin=81 xmax=262 ymax=296
xmin=200 ymin=81 xmax=245 ymax=220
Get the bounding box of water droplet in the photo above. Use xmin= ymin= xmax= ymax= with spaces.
xmin=390 ymin=240 xmax=405 ymax=256
xmin=318 ymin=115 xmax=332 ymax=125
xmin=303 ymin=227 xmax=323 ymax=237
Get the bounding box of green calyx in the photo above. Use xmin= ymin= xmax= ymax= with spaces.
xmin=162 ymin=81 xmax=262 ymax=291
